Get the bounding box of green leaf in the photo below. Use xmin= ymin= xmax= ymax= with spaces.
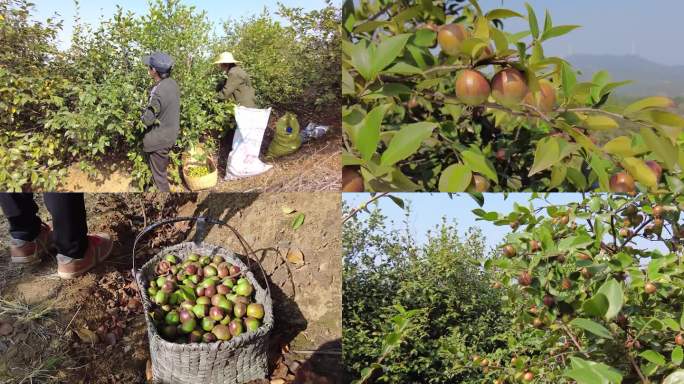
xmin=384 ymin=62 xmax=423 ymax=75
xmin=603 ymin=136 xmax=640 ymax=157
xmin=490 ymin=27 xmax=508 ymax=53
xmin=622 ymin=156 xmax=657 ymax=189
xmin=583 ymin=115 xmax=618 ymax=130
xmin=439 ymin=164 xmax=472 ymax=192
xmin=596 ymin=279 xmax=623 ymax=320
xmin=525 ymin=3 xmax=539 ymax=39
xmin=485 ymin=9 xmax=524 ymax=20
xmin=590 ymin=154 xmax=611 ymax=191
xmin=640 ymin=127 xmax=677 ymax=169
xmin=347 ymin=40 xmax=373 ymax=81
xmin=352 ymin=105 xmax=387 ymax=161
xmin=564 ymin=357 xmax=622 ymax=384
xmin=413 ymin=29 xmax=436 ymax=47
xmin=292 ymin=213 xmax=305 ymax=230
xmin=541 ymin=25 xmax=580 ymax=41
xmin=372 ymin=34 xmax=412 ymax=77
xmin=543 ymin=9 xmax=552 ymax=32
xmin=461 ymin=149 xmax=498 ymax=183
xmin=649 ymin=110 xmax=684 ymax=127
xmin=570 ymin=318 xmax=613 ymax=339
xmin=624 ymin=96 xmax=674 ymax=115
xmin=561 ymin=62 xmax=577 ymax=99
xmin=640 ymin=350 xmax=666 ymax=366
xmin=673 ymin=346 xmax=683 ymax=366
xmin=582 ymin=294 xmax=609 ymax=318
xmin=529 ymin=136 xmax=560 ymax=176
xmin=473 ymin=16 xmax=489 ymax=40
xmin=380 ymin=122 xmax=436 ymax=166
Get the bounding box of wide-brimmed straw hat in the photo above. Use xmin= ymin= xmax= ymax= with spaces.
xmin=214 ymin=52 xmax=240 ymax=64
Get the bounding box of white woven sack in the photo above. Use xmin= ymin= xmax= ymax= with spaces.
xmin=225 ymin=106 xmax=273 ymax=180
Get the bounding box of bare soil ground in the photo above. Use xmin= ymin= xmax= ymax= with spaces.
xmin=0 ymin=193 xmax=341 ymax=384
xmin=59 ymin=110 xmax=341 ymax=193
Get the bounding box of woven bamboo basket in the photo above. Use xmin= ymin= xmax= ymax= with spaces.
xmin=183 ymin=156 xmax=218 ymax=191
xmin=133 ymin=217 xmax=273 ymax=384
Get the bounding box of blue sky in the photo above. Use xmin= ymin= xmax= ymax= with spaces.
xmin=479 ymin=0 xmax=684 ymax=66
xmin=31 ymin=0 xmax=330 ymax=50
xmin=343 ymin=193 xmax=668 ymax=255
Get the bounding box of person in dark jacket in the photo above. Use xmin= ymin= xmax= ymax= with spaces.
xmin=214 ymin=52 xmax=257 ymax=108
xmin=141 ymin=52 xmax=181 ymax=192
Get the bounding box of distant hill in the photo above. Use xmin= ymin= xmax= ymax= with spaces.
xmin=565 ymin=54 xmax=684 ymax=98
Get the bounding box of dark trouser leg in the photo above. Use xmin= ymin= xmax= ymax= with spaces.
xmin=0 ymin=193 xmax=42 ymax=241
xmin=148 ymin=149 xmax=170 ymax=192
xmin=43 ymin=193 xmax=88 ymax=260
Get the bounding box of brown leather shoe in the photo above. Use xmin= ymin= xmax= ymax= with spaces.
xmin=57 ymin=233 xmax=113 ymax=279
xmin=10 ymin=223 xmax=52 ymax=264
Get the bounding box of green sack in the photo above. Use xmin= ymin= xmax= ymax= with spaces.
xmin=267 ymin=112 xmax=302 ymax=158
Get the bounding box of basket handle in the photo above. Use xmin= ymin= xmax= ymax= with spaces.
xmin=131 ymin=216 xmax=271 ymax=298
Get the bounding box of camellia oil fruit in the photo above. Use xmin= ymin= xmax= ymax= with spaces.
xmin=609 ymin=172 xmax=636 ymax=193
xmin=437 ymin=24 xmax=470 ymax=56
xmin=455 ymin=69 xmax=490 ymax=106
xmin=491 ymin=68 xmax=528 ymax=107
xmin=523 ymin=79 xmax=556 ymax=112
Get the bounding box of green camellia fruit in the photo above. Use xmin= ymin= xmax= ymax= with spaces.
xmin=244 ymin=317 xmax=260 ymax=332
xmin=180 ymin=318 xmax=196 ymax=334
xmin=196 ymin=296 xmax=211 ymax=306
xmin=165 ymin=310 xmax=180 ymax=325
xmin=212 ymin=324 xmax=231 ymax=341
xmin=201 ymin=317 xmax=216 ymax=332
xmin=165 ymin=254 xmax=177 ymax=264
xmin=187 ymin=253 xmax=200 ymax=262
xmin=246 ymin=303 xmax=264 ymax=320
xmin=156 ymin=276 xmax=167 ymax=288
xmin=204 ymin=265 xmax=218 ymax=278
xmin=235 ymin=281 xmax=253 ymax=297
xmin=437 ymin=24 xmax=469 ymax=56
xmin=192 ymin=304 xmax=208 ymax=319
xmin=154 ymin=290 xmax=169 ymax=305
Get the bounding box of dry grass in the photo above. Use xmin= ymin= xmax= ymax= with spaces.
xmin=214 ymin=134 xmax=341 ymax=193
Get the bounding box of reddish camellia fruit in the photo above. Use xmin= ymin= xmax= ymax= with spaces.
xmin=577 ymin=253 xmax=591 ymax=261
xmin=455 ymin=69 xmax=491 ymax=106
xmin=543 ymin=294 xmax=555 ymax=307
xmin=530 ymin=240 xmax=541 ymax=252
xmin=467 ymin=174 xmax=490 ymax=192
xmin=645 ymin=160 xmax=663 ymax=183
xmin=675 ymin=333 xmax=684 ymax=346
xmin=609 ymin=172 xmax=636 ymax=193
xmin=631 ymin=214 xmax=643 ymax=226
xmin=523 ymin=372 xmax=534 ymax=382
xmin=342 ymin=166 xmax=364 ymax=192
xmin=491 ymin=68 xmax=528 ymax=107
xmin=523 ymin=79 xmax=556 ymax=112
xmin=644 ymin=282 xmax=657 ymax=294
xmin=437 ymin=24 xmax=470 ymax=56
xmin=619 ymin=228 xmax=632 ymax=238
xmin=510 ymin=221 xmax=520 ymax=230
xmin=518 ymin=271 xmax=532 ymax=286
xmin=580 ymin=267 xmax=592 ymax=278
xmin=502 ymin=245 xmax=516 ymax=258
xmin=561 ymin=278 xmax=572 ymax=290
xmin=495 ymin=148 xmax=506 ymax=161
xmin=560 ymin=215 xmax=570 ymax=225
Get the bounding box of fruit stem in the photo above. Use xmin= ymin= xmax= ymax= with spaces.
xmin=560 ymin=324 xmax=590 ymax=358
xmin=342 ymin=192 xmax=391 ymax=223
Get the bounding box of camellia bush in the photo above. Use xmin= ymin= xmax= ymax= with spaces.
xmin=467 ymin=194 xmax=684 ymax=383
xmin=343 ymin=203 xmax=508 ymax=383
xmin=342 ymin=0 xmax=684 ymax=193
xmin=0 ymin=0 xmax=340 ymax=191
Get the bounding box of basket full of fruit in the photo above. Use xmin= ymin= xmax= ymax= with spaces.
xmin=182 ymin=150 xmax=218 ymax=191
xmin=133 ymin=217 xmax=273 ymax=384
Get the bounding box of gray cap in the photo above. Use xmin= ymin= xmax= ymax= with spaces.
xmin=143 ymin=52 xmax=174 ymax=73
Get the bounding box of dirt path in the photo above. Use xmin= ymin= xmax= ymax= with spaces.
xmin=0 ymin=193 xmax=341 ymax=383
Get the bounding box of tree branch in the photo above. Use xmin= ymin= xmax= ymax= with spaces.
xmin=627 ymin=353 xmax=650 ymax=384
xmin=342 ymin=192 xmax=391 ymax=223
